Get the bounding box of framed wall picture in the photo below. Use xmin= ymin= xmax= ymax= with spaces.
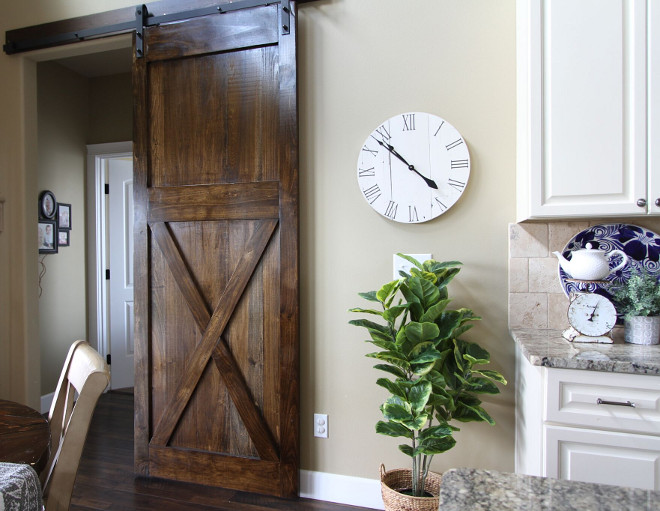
xmin=58 ymin=203 xmax=71 ymax=230
xmin=38 ymin=190 xmax=56 ymax=220
xmin=38 ymin=220 xmax=57 ymax=254
xmin=58 ymin=229 xmax=70 ymax=247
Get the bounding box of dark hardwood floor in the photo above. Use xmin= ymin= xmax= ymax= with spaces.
xmin=70 ymin=391 xmax=371 ymax=511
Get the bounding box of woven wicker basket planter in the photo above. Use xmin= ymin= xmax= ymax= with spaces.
xmin=379 ymin=464 xmax=442 ymax=511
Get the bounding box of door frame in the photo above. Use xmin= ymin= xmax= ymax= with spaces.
xmin=86 ymin=141 xmax=132 ymax=375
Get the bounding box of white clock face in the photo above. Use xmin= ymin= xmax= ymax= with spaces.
xmin=357 ymin=112 xmax=470 ymax=223
xmin=567 ymin=293 xmax=617 ymax=337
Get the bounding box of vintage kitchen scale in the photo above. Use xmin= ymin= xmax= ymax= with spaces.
xmin=553 ymin=243 xmax=629 ymax=343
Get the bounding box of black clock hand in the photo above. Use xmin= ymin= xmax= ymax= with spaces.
xmin=371 ymin=136 xmax=439 ymax=190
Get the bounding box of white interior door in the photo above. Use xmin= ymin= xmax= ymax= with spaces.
xmin=108 ymin=158 xmax=134 ymax=389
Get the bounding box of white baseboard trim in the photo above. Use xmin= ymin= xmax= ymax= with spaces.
xmin=40 ymin=392 xmax=54 ymax=414
xmin=299 ymin=469 xmax=384 ymax=510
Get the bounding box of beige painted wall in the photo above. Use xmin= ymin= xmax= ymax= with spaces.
xmin=89 ymin=73 xmax=132 ymax=144
xmin=37 ymin=61 xmax=90 ymax=395
xmin=297 ymin=0 xmax=517 ymax=477
xmin=0 ymin=0 xmax=517 ymax=478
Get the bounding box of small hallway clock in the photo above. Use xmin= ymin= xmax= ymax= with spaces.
xmin=357 ymin=112 xmax=470 ymax=223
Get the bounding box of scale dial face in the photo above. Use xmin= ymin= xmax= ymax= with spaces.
xmin=567 ymin=293 xmax=617 ymax=337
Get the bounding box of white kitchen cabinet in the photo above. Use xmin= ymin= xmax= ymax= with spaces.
xmin=516 ymin=0 xmax=659 ymax=220
xmin=515 ymin=350 xmax=660 ymax=491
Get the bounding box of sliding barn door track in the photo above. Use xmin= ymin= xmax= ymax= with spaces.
xmin=3 ymin=0 xmax=292 ymax=56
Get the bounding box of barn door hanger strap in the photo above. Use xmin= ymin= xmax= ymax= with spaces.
xmin=4 ymin=0 xmax=292 ymax=56
xmin=134 ymin=0 xmax=291 ymax=58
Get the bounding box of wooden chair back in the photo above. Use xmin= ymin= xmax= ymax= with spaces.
xmin=40 ymin=340 xmax=110 ymax=511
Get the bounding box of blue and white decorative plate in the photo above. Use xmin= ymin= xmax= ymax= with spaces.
xmin=559 ymin=224 xmax=660 ymax=305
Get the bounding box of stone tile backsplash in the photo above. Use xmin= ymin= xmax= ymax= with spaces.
xmin=509 ymin=218 xmax=660 ymax=330
xmin=508 ymin=221 xmax=589 ymax=329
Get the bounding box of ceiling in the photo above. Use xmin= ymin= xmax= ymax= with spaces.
xmin=55 ymin=46 xmax=133 ymax=78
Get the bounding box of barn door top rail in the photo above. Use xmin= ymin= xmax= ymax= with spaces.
xmin=4 ymin=0 xmax=296 ymax=56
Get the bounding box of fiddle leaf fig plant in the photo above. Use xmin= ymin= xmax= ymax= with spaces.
xmin=349 ymin=255 xmax=506 ymax=497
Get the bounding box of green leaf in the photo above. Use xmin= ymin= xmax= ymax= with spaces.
xmin=383 ymin=304 xmax=409 ymax=324
xmin=401 ymin=413 xmax=429 ymax=430
xmin=451 ymin=323 xmax=475 ymax=339
xmin=396 ymin=253 xmax=423 ymax=270
xmin=427 ymin=391 xmax=451 ymax=408
xmin=366 ymin=351 xmax=411 ymax=370
xmin=375 ymin=420 xmax=413 ymax=438
xmin=412 ymin=361 xmax=437 ymax=377
xmin=415 ymin=435 xmax=456 ymax=456
xmin=452 ymin=402 xmax=495 ymax=425
xmin=373 ymin=364 xmax=407 ymax=379
xmin=348 ymin=307 xmax=383 ymax=316
xmin=376 ymin=280 xmax=401 ymax=304
xmin=419 ymin=424 xmax=453 ymax=439
xmin=453 ymin=341 xmax=464 ymax=372
xmin=410 ymin=347 xmax=443 ymax=365
xmin=456 ymin=375 xmax=501 ymax=395
xmin=399 ymin=444 xmax=415 ymax=457
xmin=405 ymin=322 xmax=440 ymax=345
xmin=382 ymin=397 xmax=413 ymax=422
xmin=425 ymin=261 xmax=462 ymax=272
xmin=435 ymin=311 xmax=463 ymax=340
xmin=357 ymin=290 xmax=379 ymax=302
xmin=365 ymin=337 xmax=395 ymax=351
xmin=420 ymin=299 xmax=451 ymax=323
xmin=473 ymin=369 xmax=507 ymax=385
xmin=348 ymin=318 xmax=389 ymax=333
xmin=463 ymin=342 xmax=491 ymax=366
xmin=409 ymin=380 xmax=432 ymax=414
xmin=376 ymin=378 xmax=407 ymax=399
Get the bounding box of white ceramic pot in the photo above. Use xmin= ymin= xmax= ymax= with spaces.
xmin=624 ymin=316 xmax=660 ymax=345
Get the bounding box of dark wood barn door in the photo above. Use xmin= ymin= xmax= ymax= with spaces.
xmin=133 ymin=3 xmax=299 ymax=498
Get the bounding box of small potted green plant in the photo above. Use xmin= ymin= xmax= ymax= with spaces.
xmin=611 ymin=269 xmax=660 ymax=345
xmin=349 ymin=255 xmax=506 ymax=511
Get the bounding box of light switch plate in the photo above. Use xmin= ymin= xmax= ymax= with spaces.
xmin=393 ymin=254 xmax=432 ymax=280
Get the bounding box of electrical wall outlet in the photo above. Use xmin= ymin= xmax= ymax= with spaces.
xmin=314 ymin=413 xmax=328 ymax=438
xmin=393 ymin=253 xmax=432 ymax=280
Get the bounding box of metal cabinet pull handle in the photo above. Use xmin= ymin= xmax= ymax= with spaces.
xmin=597 ymin=398 xmax=636 ymax=408
xmin=637 ymin=198 xmax=647 ymax=207
xmin=656 ymin=198 xmax=660 ymax=207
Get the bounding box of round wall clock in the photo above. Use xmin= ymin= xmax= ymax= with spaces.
xmin=356 ymin=112 xmax=470 ymax=223
xmin=567 ymin=293 xmax=617 ymax=337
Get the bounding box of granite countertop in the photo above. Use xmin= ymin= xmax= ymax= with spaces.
xmin=511 ymin=328 xmax=660 ymax=375
xmin=439 ymin=468 xmax=660 ymax=511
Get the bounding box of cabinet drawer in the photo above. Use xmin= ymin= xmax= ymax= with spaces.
xmin=545 ymin=368 xmax=660 ymax=435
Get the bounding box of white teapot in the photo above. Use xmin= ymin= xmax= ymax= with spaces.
xmin=553 ymin=243 xmax=629 ymax=281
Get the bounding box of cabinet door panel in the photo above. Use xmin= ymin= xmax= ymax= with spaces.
xmin=518 ymin=0 xmax=647 ymax=219
xmin=545 ymin=425 xmax=660 ymax=491
xmin=650 ymin=0 xmax=660 ymax=213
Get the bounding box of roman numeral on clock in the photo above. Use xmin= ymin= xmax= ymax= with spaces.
xmin=446 ymin=139 xmax=464 ymax=150
xmin=408 ymin=205 xmax=419 ymax=222
xmin=358 ymin=167 xmax=375 ymax=178
xmin=448 ymin=178 xmax=466 ymax=191
xmin=362 ymin=145 xmax=378 ymax=157
xmin=434 ymin=197 xmax=448 ymax=211
xmin=384 ymin=201 xmax=398 ymax=219
xmin=433 ymin=121 xmax=445 ymax=137
xmin=375 ymin=125 xmax=391 ymax=141
xmin=402 ymin=113 xmax=416 ymax=131
xmin=362 ymin=184 xmax=382 ymax=204
xmin=451 ymin=159 xmax=469 ymax=169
